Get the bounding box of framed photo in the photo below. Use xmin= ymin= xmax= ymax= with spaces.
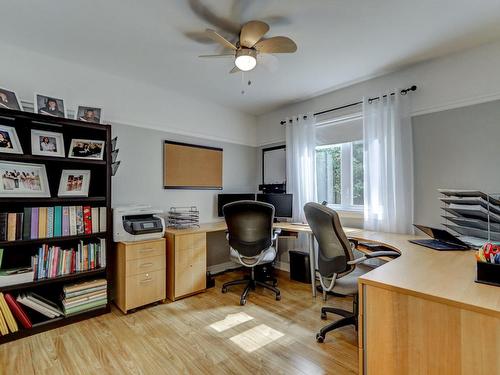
xmin=0 ymin=87 xmax=23 ymax=111
xmin=34 ymin=93 xmax=66 ymax=118
xmin=0 ymin=161 xmax=50 ymax=197
xmin=58 ymin=170 xmax=90 ymax=197
xmin=31 ymin=129 xmax=65 ymax=158
xmin=0 ymin=125 xmax=23 ymax=154
xmin=76 ymin=106 xmax=101 ymax=123
xmin=68 ymin=139 xmax=105 ymax=160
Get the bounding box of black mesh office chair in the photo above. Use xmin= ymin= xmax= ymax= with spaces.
xmin=304 ymin=202 xmax=399 ymax=343
xmin=221 ymin=200 xmax=282 ymax=306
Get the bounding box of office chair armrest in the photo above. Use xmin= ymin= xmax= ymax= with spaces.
xmin=272 ymin=228 xmax=282 ymax=241
xmin=347 ymin=250 xmax=400 ymax=265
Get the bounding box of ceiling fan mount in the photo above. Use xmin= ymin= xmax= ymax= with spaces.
xmin=199 ymin=20 xmax=297 ymax=73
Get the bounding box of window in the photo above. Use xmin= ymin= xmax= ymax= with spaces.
xmin=316 ymin=140 xmax=364 ymax=210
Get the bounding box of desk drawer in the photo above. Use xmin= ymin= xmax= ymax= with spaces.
xmin=126 ymin=255 xmax=165 ymax=276
xmin=125 ymin=270 xmax=165 ymax=310
xmin=125 ymin=239 xmax=165 ymax=261
xmin=176 ymin=233 xmax=205 ymax=251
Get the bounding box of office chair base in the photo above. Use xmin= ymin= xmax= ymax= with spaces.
xmin=222 ymin=278 xmax=281 ymax=306
xmin=320 ymin=306 xmax=354 ymax=320
xmin=316 ymin=315 xmax=357 ymax=343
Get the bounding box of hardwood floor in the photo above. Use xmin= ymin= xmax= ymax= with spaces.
xmin=0 ymin=271 xmax=358 ymax=375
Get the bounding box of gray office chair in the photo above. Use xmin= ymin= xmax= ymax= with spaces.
xmin=304 ymin=202 xmax=399 ymax=343
xmin=221 ymin=200 xmax=282 ymax=306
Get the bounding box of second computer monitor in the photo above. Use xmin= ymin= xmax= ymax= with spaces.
xmin=256 ymin=193 xmax=293 ymax=218
xmin=217 ymin=193 xmax=256 ymax=217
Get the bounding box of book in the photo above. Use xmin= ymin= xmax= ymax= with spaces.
xmin=69 ymin=206 xmax=77 ymax=236
xmin=26 ymin=293 xmax=63 ymax=317
xmin=83 ymin=206 xmax=92 ymax=235
xmin=7 ymin=213 xmax=16 ymax=241
xmin=15 ymin=213 xmax=23 ymax=241
xmin=47 ymin=207 xmax=54 ymax=238
xmin=4 ymin=293 xmax=31 ymax=329
xmin=17 ymin=294 xmax=58 ymax=319
xmin=38 ymin=207 xmax=47 ymax=238
xmin=0 ymin=248 xmax=3 ymax=268
xmin=0 ymin=309 xmax=8 ymax=335
xmin=63 ymin=298 xmax=107 ymax=316
xmin=0 ymin=268 xmax=34 ymax=287
xmin=99 ymin=207 xmax=106 ymax=232
xmin=63 ymin=278 xmax=107 ymax=295
xmin=62 ymin=206 xmax=70 ymax=236
xmin=0 ymin=293 xmax=18 ymax=333
xmin=53 ymin=206 xmax=62 ymax=237
xmin=63 ymin=289 xmax=107 ymax=306
xmin=64 ymin=285 xmax=107 ymax=299
xmin=23 ymin=208 xmax=32 ymax=240
xmin=31 ymin=207 xmax=39 ymax=239
xmin=76 ymin=206 xmax=84 ymax=235
xmin=91 ymin=207 xmax=99 ymax=233
xmin=100 ymin=238 xmax=106 ymax=268
xmin=0 ymin=213 xmax=7 ymax=241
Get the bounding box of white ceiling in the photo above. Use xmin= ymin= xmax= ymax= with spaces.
xmin=1 ymin=1 xmax=500 ymax=115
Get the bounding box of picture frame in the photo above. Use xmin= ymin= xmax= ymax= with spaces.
xmin=76 ymin=106 xmax=102 ymax=123
xmin=0 ymin=161 xmax=50 ymax=197
xmin=31 ymin=129 xmax=65 ymax=158
xmin=57 ymin=169 xmax=91 ymax=197
xmin=0 ymin=87 xmax=23 ymax=111
xmin=68 ymin=139 xmax=105 ymax=160
xmin=34 ymin=93 xmax=66 ymax=118
xmin=0 ymin=124 xmax=23 ymax=154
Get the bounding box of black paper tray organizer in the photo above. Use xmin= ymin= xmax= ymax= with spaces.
xmin=475 ymin=261 xmax=500 ymax=287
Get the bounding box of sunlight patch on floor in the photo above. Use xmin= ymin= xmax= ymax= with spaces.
xmin=230 ymin=324 xmax=285 ymax=353
xmin=209 ymin=312 xmax=254 ymax=332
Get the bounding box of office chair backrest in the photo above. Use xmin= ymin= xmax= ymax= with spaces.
xmin=304 ymin=202 xmax=355 ymax=277
xmin=223 ymin=200 xmax=275 ymax=257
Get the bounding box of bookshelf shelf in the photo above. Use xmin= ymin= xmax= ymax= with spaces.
xmin=0 ymin=107 xmax=112 ymax=343
xmin=0 ymin=268 xmax=106 ymax=292
xmin=0 ymin=304 xmax=110 ymax=344
xmin=0 ymin=232 xmax=107 ymax=247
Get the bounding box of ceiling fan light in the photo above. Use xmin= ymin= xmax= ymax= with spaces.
xmin=235 ymin=49 xmax=257 ymax=71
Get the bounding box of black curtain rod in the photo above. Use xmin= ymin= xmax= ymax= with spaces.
xmin=280 ymin=85 xmax=417 ymax=125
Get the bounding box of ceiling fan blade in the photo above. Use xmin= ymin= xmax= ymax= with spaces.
xmin=198 ymin=54 xmax=234 ymax=58
xmin=254 ymin=36 xmax=297 ymax=53
xmin=239 ymin=20 xmax=270 ymax=48
xmin=229 ymin=66 xmax=241 ymax=74
xmin=205 ymin=29 xmax=237 ymax=50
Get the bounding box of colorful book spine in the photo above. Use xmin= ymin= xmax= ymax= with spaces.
xmin=99 ymin=207 xmax=107 ymax=232
xmin=83 ymin=206 xmax=92 ymax=235
xmin=31 ymin=207 xmax=39 ymax=240
xmin=91 ymin=207 xmax=99 ymax=233
xmin=53 ymin=206 xmax=62 ymax=237
xmin=38 ymin=207 xmax=47 ymax=239
xmin=22 ymin=208 xmax=31 ymax=240
xmin=15 ymin=213 xmax=23 ymax=241
xmin=62 ymin=206 xmax=70 ymax=236
xmin=76 ymin=206 xmax=84 ymax=235
xmin=69 ymin=206 xmax=77 ymax=236
xmin=46 ymin=207 xmax=54 ymax=238
xmin=7 ymin=213 xmax=16 ymax=241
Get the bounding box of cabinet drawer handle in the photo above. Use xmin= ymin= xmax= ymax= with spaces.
xmin=140 ymin=278 xmax=153 ymax=284
xmin=140 ymin=262 xmax=154 ymax=268
xmin=140 ymin=248 xmax=155 ymax=253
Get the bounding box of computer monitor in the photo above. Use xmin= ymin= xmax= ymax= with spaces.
xmin=217 ymin=193 xmax=256 ymax=217
xmin=256 ymin=193 xmax=293 ymax=218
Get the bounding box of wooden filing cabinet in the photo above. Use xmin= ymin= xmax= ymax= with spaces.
xmin=165 ymin=232 xmax=207 ymax=301
xmin=114 ymin=238 xmax=166 ymax=313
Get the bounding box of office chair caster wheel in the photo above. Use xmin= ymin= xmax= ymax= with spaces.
xmin=320 ymin=312 xmax=327 ymax=320
xmin=221 ymin=287 xmax=228 ymax=293
xmin=316 ymin=333 xmax=325 ymax=343
xmin=240 ymin=298 xmax=247 ymax=306
xmin=276 ymin=294 xmax=281 ymax=301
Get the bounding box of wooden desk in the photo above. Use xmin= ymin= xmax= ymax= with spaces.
xmin=347 ymin=229 xmax=500 ymax=375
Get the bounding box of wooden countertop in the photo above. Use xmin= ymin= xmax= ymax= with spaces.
xmin=348 ymin=229 xmax=500 ymax=318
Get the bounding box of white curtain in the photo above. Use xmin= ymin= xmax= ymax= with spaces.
xmin=363 ymin=91 xmax=414 ymax=233
xmin=285 ymin=114 xmax=316 ymax=223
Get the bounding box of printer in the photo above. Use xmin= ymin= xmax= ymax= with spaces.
xmin=113 ymin=205 xmax=165 ymax=242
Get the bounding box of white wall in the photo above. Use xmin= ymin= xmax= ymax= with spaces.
xmin=0 ymin=41 xmax=257 ymax=146
xmin=257 ymin=39 xmax=500 ymax=146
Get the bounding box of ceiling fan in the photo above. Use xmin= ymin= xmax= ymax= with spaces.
xmin=199 ymin=20 xmax=297 ymax=73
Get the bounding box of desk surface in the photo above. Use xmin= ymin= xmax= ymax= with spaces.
xmin=165 ymin=222 xmax=500 ymax=317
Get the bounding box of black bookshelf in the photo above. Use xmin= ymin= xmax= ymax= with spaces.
xmin=0 ymin=107 xmax=112 ymax=344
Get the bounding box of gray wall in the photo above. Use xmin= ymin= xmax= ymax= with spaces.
xmin=112 ymin=123 xmax=259 ymax=267
xmin=413 ymin=99 xmax=500 ymax=227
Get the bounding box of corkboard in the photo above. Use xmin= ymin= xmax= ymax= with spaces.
xmin=163 ymin=141 xmax=223 ymax=189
